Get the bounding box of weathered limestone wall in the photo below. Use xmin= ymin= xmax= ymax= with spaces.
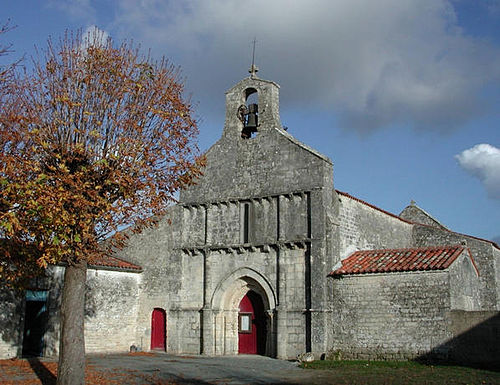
xmin=180 ymin=77 xmax=332 ymax=205
xmin=496 ymin=248 xmax=500 ymax=312
xmin=0 ymin=267 xmax=63 ymax=359
xmin=0 ymin=266 xmax=140 ymax=359
xmin=276 ymin=246 xmax=307 ymax=359
xmin=118 ymin=207 xmax=199 ymax=353
xmin=337 ymin=194 xmax=413 ymax=259
xmin=162 ymin=75 xmax=337 ymax=359
xmin=412 ymin=225 xmax=499 ymax=310
xmin=446 ymin=310 xmax=500 ymax=365
xmin=84 ymin=269 xmax=140 ymax=353
xmin=399 ymin=205 xmax=446 ymax=229
xmin=0 ymin=288 xmax=24 ymax=358
xmin=329 ymin=271 xmax=452 ymax=360
xmin=448 ymin=252 xmax=482 ymax=311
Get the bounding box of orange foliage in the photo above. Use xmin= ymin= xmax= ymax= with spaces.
xmin=0 ymin=30 xmax=205 ymax=286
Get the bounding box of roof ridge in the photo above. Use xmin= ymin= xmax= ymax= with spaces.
xmin=343 ymin=244 xmax=463 ymax=255
xmin=89 ymin=254 xmax=142 ymax=272
xmin=403 ymin=202 xmax=448 ymax=229
xmin=336 ymin=190 xmax=500 ymax=251
xmin=413 ymin=222 xmax=500 ymax=251
xmin=335 ymin=190 xmax=413 ymax=225
xmin=276 ymin=128 xmax=333 ymax=164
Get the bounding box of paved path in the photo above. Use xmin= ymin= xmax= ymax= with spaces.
xmin=87 ymin=353 xmax=321 ymax=384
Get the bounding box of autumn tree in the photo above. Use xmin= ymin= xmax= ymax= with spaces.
xmin=0 ymin=30 xmax=204 ymax=385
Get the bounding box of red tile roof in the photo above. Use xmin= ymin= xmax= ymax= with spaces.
xmin=89 ymin=255 xmax=142 ymax=272
xmin=329 ymin=245 xmax=467 ymax=277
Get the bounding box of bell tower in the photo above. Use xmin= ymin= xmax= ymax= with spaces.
xmin=222 ymin=66 xmax=283 ymax=140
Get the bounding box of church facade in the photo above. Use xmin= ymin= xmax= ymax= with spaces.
xmin=1 ymin=72 xmax=499 ymax=364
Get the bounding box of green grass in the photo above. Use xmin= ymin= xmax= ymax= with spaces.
xmin=299 ymin=360 xmax=500 ymax=385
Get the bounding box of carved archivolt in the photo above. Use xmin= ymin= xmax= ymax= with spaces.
xmin=210 ymin=267 xmax=276 ymax=312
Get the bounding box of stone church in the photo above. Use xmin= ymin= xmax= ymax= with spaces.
xmin=1 ymin=70 xmax=499 ymax=364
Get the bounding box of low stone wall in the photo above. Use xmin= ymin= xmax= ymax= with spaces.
xmin=0 ymin=267 xmax=140 ymax=359
xmin=84 ymin=269 xmax=140 ymax=354
xmin=328 ymin=269 xmax=498 ymax=366
xmin=0 ymin=288 xmax=23 ymax=358
xmin=418 ymin=310 xmax=500 ymax=366
xmin=328 ymin=271 xmax=451 ymax=361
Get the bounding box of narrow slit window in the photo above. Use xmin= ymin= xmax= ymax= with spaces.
xmin=243 ymin=202 xmax=250 ymax=243
xmin=241 ymin=201 xmax=252 ymax=244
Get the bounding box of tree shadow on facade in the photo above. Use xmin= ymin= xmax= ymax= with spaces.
xmin=0 ymin=287 xmax=24 ymax=356
xmin=416 ymin=312 xmax=499 ymax=372
xmin=27 ymin=357 xmax=56 ymax=385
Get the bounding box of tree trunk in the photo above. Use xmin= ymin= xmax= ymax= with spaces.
xmin=56 ymin=260 xmax=87 ymax=385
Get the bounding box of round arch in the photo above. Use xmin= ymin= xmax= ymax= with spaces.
xmin=206 ymin=267 xmax=277 ymax=356
xmin=210 ymin=267 xmax=276 ymax=312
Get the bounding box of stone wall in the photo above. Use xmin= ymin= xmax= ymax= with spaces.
xmin=84 ymin=269 xmax=140 ymax=353
xmin=329 ymin=271 xmax=452 ymax=360
xmin=337 ymin=194 xmax=413 ymax=259
xmin=0 ymin=265 xmax=140 ymax=359
xmin=0 ymin=267 xmax=63 ymax=359
xmin=399 ymin=205 xmax=447 ymax=229
xmin=417 ymin=310 xmax=500 ymax=366
xmin=412 ymin=224 xmax=499 ymax=310
xmin=118 ymin=208 xmax=193 ymax=353
xmin=448 ymin=251 xmax=482 ymax=311
xmin=446 ymin=310 xmax=499 ymax=366
xmin=180 ymin=77 xmax=332 ymax=205
xmin=0 ymin=288 xmax=24 ymax=358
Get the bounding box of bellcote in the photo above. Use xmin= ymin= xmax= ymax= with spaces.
xmin=222 ymin=75 xmax=283 ymax=140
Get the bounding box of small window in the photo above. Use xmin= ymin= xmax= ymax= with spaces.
xmin=240 ymin=201 xmax=253 ymax=244
xmin=239 ymin=313 xmax=252 ymax=333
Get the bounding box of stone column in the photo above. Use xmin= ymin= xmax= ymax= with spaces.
xmin=201 ymin=307 xmax=215 ymax=355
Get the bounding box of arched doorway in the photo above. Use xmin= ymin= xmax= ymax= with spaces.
xmin=151 ymin=308 xmax=166 ymax=351
xmin=238 ymin=290 xmax=266 ymax=354
xmin=208 ymin=267 xmax=277 ymax=356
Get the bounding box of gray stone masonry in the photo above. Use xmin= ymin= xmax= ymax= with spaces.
xmin=111 ymin=74 xmax=340 ymax=359
xmin=329 ymin=271 xmax=453 ymax=360
xmin=412 ymin=224 xmax=499 ymax=310
xmin=337 ymin=193 xmax=413 ymax=260
xmin=400 ymin=203 xmax=448 ymax=230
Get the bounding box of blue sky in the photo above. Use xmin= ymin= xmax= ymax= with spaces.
xmin=2 ymin=0 xmax=500 ymax=242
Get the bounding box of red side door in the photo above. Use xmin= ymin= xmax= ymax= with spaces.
xmin=238 ymin=293 xmax=257 ymax=354
xmin=151 ymin=308 xmax=166 ymax=351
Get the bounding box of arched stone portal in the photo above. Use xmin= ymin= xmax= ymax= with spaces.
xmin=204 ymin=268 xmax=276 ymax=357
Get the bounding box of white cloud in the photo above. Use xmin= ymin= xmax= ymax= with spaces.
xmin=456 ymin=144 xmax=500 ymax=199
xmin=46 ymin=0 xmax=96 ymax=24
xmin=81 ymin=25 xmax=109 ymax=49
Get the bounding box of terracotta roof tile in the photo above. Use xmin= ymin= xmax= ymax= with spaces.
xmin=329 ymin=245 xmax=465 ymax=277
xmin=89 ymin=255 xmax=142 ymax=272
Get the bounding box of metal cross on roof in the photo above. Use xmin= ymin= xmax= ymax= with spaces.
xmin=249 ymin=37 xmax=259 ymax=78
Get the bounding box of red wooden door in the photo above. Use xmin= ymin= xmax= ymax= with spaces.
xmin=151 ymin=308 xmax=166 ymax=351
xmin=238 ymin=293 xmax=257 ymax=354
xmin=238 ymin=291 xmax=266 ymax=354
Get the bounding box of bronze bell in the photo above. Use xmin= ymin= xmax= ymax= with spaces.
xmin=244 ymin=103 xmax=258 ymax=131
